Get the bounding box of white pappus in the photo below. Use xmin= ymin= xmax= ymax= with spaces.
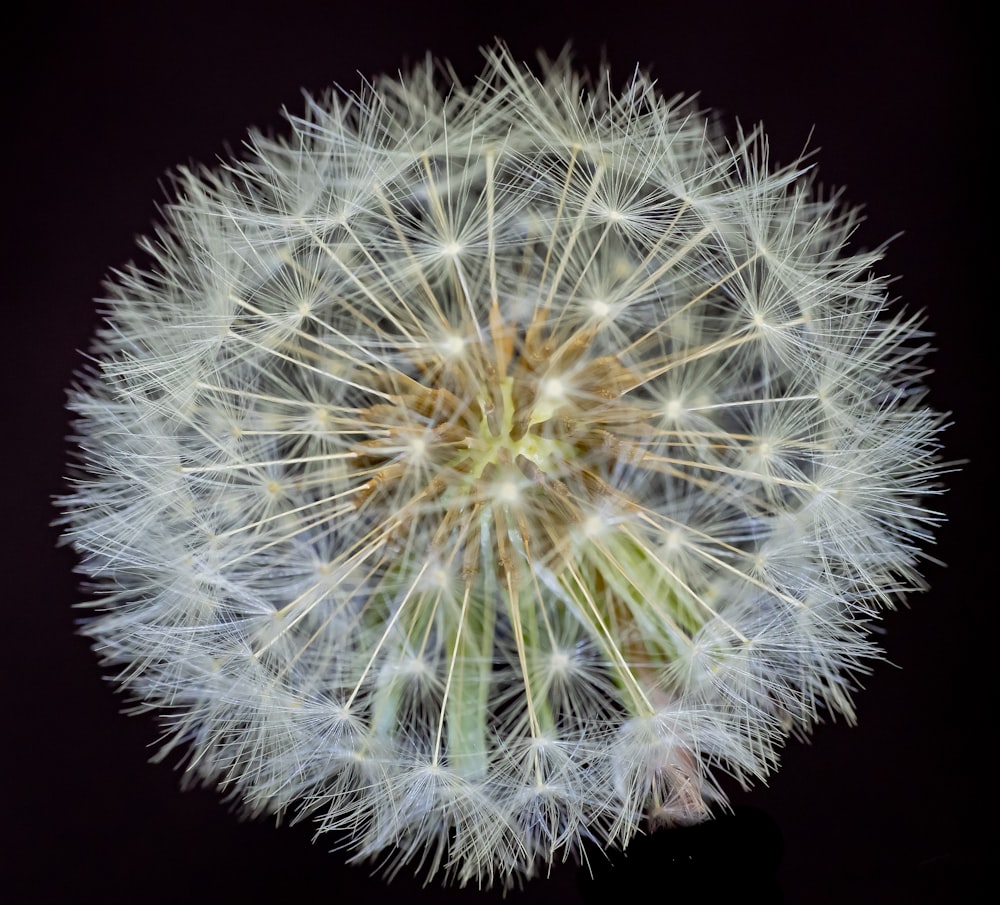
xmin=58 ymin=42 xmax=946 ymax=889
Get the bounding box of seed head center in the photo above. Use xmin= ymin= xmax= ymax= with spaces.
xmin=471 ymin=375 xmax=566 ymax=479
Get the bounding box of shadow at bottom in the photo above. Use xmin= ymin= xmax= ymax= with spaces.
xmin=578 ymin=807 xmax=783 ymax=904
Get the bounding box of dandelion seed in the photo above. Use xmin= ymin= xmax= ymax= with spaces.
xmin=58 ymin=42 xmax=946 ymax=888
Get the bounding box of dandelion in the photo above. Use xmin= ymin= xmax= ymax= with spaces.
xmin=59 ymin=43 xmax=945 ymax=888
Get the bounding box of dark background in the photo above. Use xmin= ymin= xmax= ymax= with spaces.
xmin=5 ymin=2 xmax=985 ymax=902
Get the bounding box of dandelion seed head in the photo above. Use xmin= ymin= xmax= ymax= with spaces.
xmin=58 ymin=41 xmax=947 ymax=889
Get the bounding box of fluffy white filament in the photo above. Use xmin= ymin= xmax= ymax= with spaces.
xmin=59 ymin=44 xmax=944 ymax=888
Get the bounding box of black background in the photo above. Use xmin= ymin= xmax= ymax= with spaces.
xmin=5 ymin=2 xmax=986 ymax=902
